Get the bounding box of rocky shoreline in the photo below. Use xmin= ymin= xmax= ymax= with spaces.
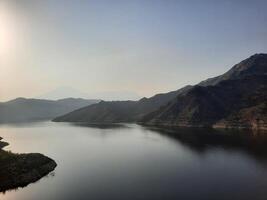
xmin=0 ymin=137 xmax=57 ymax=192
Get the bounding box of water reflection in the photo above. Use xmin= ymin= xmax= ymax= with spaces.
xmin=72 ymin=122 xmax=129 ymax=129
xmin=146 ymin=126 xmax=267 ymax=163
xmin=1 ymin=122 xmax=267 ymax=200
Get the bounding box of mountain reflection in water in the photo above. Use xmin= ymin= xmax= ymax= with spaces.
xmin=1 ymin=122 xmax=267 ymax=200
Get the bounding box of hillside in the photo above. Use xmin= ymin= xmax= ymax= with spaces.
xmin=0 ymin=98 xmax=100 ymax=123
xmin=53 ymin=85 xmax=192 ymax=123
xmin=199 ymin=53 xmax=267 ymax=86
xmin=140 ymin=75 xmax=267 ymax=129
xmin=54 ymin=53 xmax=267 ymax=129
xmin=140 ymin=53 xmax=267 ymax=129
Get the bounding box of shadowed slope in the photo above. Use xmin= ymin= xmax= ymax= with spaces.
xmin=140 ymin=54 xmax=267 ymax=129
xmin=140 ymin=76 xmax=267 ymax=129
xmin=54 ymin=54 xmax=267 ymax=129
xmin=53 ymin=85 xmax=192 ymax=123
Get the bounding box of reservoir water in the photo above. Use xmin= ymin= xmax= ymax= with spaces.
xmin=1 ymin=121 xmax=267 ymax=200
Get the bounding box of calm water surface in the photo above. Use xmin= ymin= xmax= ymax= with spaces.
xmin=1 ymin=121 xmax=267 ymax=200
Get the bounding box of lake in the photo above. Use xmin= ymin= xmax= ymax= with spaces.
xmin=1 ymin=121 xmax=267 ymax=200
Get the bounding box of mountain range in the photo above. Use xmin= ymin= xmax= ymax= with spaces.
xmin=141 ymin=53 xmax=267 ymax=129
xmin=0 ymin=98 xmax=100 ymax=123
xmin=141 ymin=75 xmax=266 ymax=129
xmin=53 ymin=85 xmax=192 ymax=123
xmin=38 ymin=87 xmax=141 ymax=101
xmin=53 ymin=53 xmax=267 ymax=130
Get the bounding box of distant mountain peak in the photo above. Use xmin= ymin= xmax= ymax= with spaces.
xmin=232 ymin=53 xmax=267 ymax=71
xmin=225 ymin=53 xmax=267 ymax=76
xmin=199 ymin=53 xmax=267 ymax=86
xmin=6 ymin=97 xmax=29 ymax=104
xmin=37 ymin=87 xmax=89 ymax=100
xmin=250 ymin=53 xmax=267 ymax=57
xmin=0 ymin=97 xmax=100 ymax=123
xmin=38 ymin=87 xmax=141 ymax=101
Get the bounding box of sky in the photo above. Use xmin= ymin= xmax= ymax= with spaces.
xmin=0 ymin=0 xmax=267 ymax=101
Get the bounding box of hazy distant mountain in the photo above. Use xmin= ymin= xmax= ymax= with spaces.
xmin=53 ymin=85 xmax=193 ymax=123
xmin=38 ymin=87 xmax=89 ymax=100
xmin=0 ymin=98 xmax=100 ymax=123
xmin=53 ymin=54 xmax=267 ymax=130
xmin=140 ymin=54 xmax=267 ymax=130
xmin=39 ymin=87 xmax=141 ymax=101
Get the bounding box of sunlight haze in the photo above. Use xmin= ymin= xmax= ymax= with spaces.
xmin=0 ymin=0 xmax=266 ymax=101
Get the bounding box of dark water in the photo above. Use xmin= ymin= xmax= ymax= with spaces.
xmin=1 ymin=122 xmax=267 ymax=200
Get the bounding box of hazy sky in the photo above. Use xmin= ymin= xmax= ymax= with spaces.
xmin=0 ymin=0 xmax=267 ymax=101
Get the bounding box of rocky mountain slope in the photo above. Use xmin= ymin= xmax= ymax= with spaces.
xmin=199 ymin=53 xmax=267 ymax=86
xmin=140 ymin=54 xmax=267 ymax=129
xmin=54 ymin=54 xmax=267 ymax=129
xmin=141 ymin=75 xmax=267 ymax=129
xmin=53 ymin=85 xmax=192 ymax=123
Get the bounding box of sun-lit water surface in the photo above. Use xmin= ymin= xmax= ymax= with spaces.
xmin=1 ymin=121 xmax=267 ymax=200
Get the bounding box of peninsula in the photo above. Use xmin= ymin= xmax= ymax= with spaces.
xmin=0 ymin=137 xmax=57 ymax=192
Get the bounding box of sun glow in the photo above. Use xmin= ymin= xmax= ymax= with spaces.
xmin=0 ymin=1 xmax=20 ymax=101
xmin=0 ymin=2 xmax=17 ymax=59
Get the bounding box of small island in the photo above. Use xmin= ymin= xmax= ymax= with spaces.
xmin=0 ymin=137 xmax=57 ymax=192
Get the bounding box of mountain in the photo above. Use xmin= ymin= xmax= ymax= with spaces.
xmin=53 ymin=85 xmax=193 ymax=123
xmin=141 ymin=75 xmax=267 ymax=129
xmin=140 ymin=54 xmax=267 ymax=130
xmin=199 ymin=53 xmax=267 ymax=86
xmin=53 ymin=53 xmax=267 ymax=129
xmin=38 ymin=87 xmax=89 ymax=100
xmin=39 ymin=86 xmax=141 ymax=101
xmin=0 ymin=98 xmax=100 ymax=123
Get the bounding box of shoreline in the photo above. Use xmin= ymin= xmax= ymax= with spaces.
xmin=0 ymin=137 xmax=57 ymax=192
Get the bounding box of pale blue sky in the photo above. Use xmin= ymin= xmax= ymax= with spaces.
xmin=0 ymin=0 xmax=266 ymax=101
